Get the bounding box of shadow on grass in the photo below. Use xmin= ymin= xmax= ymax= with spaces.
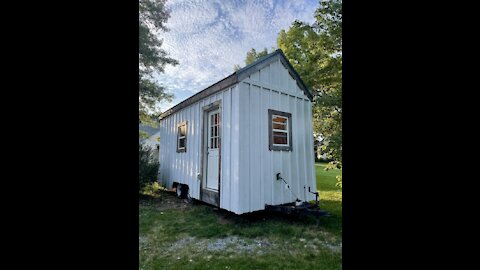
xmin=319 ymin=185 xmax=342 ymax=192
xmin=140 ymin=191 xmax=341 ymax=240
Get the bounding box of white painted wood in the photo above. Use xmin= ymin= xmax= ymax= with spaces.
xmin=250 ymin=84 xmax=261 ymax=211
xmin=220 ymin=87 xmax=232 ymax=210
xmin=238 ymin=82 xmax=250 ymax=213
xmin=229 ymin=85 xmax=241 ymax=214
xmin=250 ymin=69 xmax=260 ymax=82
xmin=241 ymin=78 xmax=309 ymax=100
xmin=260 ymin=64 xmax=270 ymax=84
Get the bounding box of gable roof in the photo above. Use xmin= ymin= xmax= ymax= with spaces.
xmin=160 ymin=49 xmax=312 ymax=120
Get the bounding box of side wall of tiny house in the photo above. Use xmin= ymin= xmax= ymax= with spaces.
xmin=236 ymin=58 xmax=317 ymax=214
xmin=159 ymin=53 xmax=316 ymax=215
xmin=158 ymin=84 xmax=242 ymax=212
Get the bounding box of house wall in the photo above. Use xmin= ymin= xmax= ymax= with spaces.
xmin=159 ymin=57 xmax=316 ymax=215
xmin=236 ymin=58 xmax=317 ymax=214
xmin=158 ymin=85 xmax=240 ymax=209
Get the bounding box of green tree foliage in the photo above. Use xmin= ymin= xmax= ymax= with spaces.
xmin=139 ymin=0 xmax=178 ymax=125
xmin=245 ymin=48 xmax=269 ymax=65
xmin=234 ymin=47 xmax=272 ymax=71
xmin=277 ymin=0 xmax=342 ymax=176
xmin=139 ymin=130 xmax=149 ymax=139
xmin=139 ymin=144 xmax=160 ymax=192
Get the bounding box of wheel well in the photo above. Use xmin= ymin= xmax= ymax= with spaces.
xmin=172 ymin=182 xmax=189 ymax=193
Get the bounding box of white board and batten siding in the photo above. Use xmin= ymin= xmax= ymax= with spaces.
xmin=236 ymin=58 xmax=316 ymax=214
xmin=159 ymin=85 xmax=240 ymax=207
xmin=159 ymin=50 xmax=316 ymax=215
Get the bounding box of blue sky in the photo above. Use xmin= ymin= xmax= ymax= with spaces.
xmin=156 ymin=0 xmax=318 ymax=111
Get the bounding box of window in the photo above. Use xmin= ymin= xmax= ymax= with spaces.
xmin=268 ymin=109 xmax=292 ymax=151
xmin=209 ymin=112 xmax=220 ymax=149
xmin=177 ymin=122 xmax=187 ymax=152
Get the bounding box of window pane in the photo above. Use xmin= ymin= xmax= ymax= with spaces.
xmin=179 ymin=125 xmax=186 ymax=136
xmin=273 ymin=132 xmax=287 ymax=145
xmin=273 ymin=131 xmax=287 ymax=137
xmin=272 ymin=116 xmax=287 ymax=123
xmin=273 ymin=136 xmax=287 ymax=145
xmin=273 ymin=123 xmax=287 ymax=130
xmin=179 ymin=138 xmax=185 ymax=148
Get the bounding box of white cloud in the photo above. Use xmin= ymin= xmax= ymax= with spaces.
xmin=156 ymin=0 xmax=318 ymax=110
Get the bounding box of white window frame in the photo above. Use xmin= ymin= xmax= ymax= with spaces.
xmin=272 ymin=115 xmax=289 ymax=147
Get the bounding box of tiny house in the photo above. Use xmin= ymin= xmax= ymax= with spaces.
xmin=159 ymin=49 xmax=317 ymax=214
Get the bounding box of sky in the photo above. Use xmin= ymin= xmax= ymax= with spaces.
xmin=155 ymin=0 xmax=318 ymax=111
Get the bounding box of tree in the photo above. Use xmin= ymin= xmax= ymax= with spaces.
xmin=277 ymin=0 xmax=342 ymax=184
xmin=245 ymin=48 xmax=268 ymax=65
xmin=233 ymin=47 xmax=272 ymax=71
xmin=139 ymin=0 xmax=178 ymax=125
xmin=139 ymin=144 xmax=160 ymax=192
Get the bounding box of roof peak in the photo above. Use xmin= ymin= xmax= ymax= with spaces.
xmin=160 ymin=49 xmax=311 ymax=120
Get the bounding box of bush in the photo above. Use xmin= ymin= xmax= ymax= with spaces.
xmin=317 ymin=157 xmax=333 ymax=163
xmin=139 ymin=144 xmax=160 ymax=192
xmin=335 ymin=175 xmax=342 ymax=188
xmin=140 ymin=182 xmax=166 ymax=198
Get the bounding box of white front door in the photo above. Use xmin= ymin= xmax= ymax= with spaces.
xmin=206 ymin=109 xmax=220 ymax=190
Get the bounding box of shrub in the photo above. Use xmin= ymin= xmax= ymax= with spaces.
xmin=139 ymin=144 xmax=159 ymax=192
xmin=140 ymin=182 xmax=166 ymax=198
xmin=335 ymin=175 xmax=342 ymax=188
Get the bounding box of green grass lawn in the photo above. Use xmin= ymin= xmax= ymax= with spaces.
xmin=139 ymin=162 xmax=342 ymax=269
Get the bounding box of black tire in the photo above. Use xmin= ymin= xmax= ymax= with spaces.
xmin=176 ymin=184 xmax=186 ymax=199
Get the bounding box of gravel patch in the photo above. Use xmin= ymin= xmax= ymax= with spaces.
xmin=323 ymin=242 xmax=342 ymax=253
xmin=166 ymin=236 xmax=274 ymax=255
xmin=139 ymin=236 xmax=148 ymax=245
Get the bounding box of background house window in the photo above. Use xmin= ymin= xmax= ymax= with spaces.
xmin=177 ymin=122 xmax=187 ymax=152
xmin=268 ymin=109 xmax=292 ymax=151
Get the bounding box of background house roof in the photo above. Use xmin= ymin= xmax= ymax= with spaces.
xmin=139 ymin=124 xmax=159 ymax=143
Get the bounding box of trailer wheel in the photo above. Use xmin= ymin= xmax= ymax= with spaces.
xmin=175 ymin=184 xmax=186 ymax=199
xmin=186 ymin=193 xmax=194 ymax=204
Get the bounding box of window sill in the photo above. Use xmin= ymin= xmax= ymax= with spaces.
xmin=269 ymin=146 xmax=292 ymax=151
